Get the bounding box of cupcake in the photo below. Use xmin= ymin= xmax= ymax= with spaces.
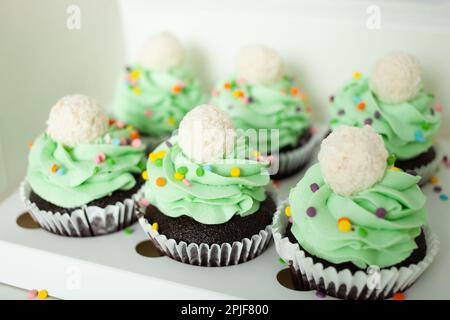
xmin=21 ymin=95 xmax=147 ymax=237
xmin=329 ymin=52 xmax=442 ymax=184
xmin=136 ymin=104 xmax=276 ymax=266
xmin=272 ymin=125 xmax=439 ymax=300
xmin=114 ymin=32 xmax=205 ymax=149
xmin=211 ymin=45 xmax=317 ymax=179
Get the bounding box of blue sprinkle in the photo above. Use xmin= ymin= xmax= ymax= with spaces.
xmin=56 ymin=168 xmax=66 ymax=176
xmin=352 ymin=96 xmax=361 ymax=104
xmin=203 ymin=165 xmax=212 ymax=171
xmin=415 ymin=130 xmax=425 ymax=142
xmin=112 ymin=138 xmax=121 ymax=146
xmin=440 ymin=194 xmax=448 ymax=201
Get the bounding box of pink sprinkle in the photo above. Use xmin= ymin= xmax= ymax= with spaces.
xmin=244 ymin=97 xmax=251 ymax=104
xmin=94 ymin=152 xmax=106 ymax=164
xmin=288 ymin=217 xmax=293 ymax=224
xmin=27 ymin=289 xmax=38 ymax=299
xmin=120 ymin=138 xmax=127 ymax=145
xmin=116 ymin=121 xmax=125 ymax=129
xmin=266 ymin=155 xmax=273 ymax=163
xmin=131 ymin=139 xmax=142 ymax=148
xmin=236 ymin=78 xmax=245 ymax=85
xmin=144 ymin=110 xmax=153 ymax=118
xmin=182 ymin=178 xmax=192 ymax=187
xmin=139 ymin=198 xmax=149 ymax=206
xmin=434 ymin=103 xmax=443 ymax=113
xmin=310 ymin=126 xmax=318 ymax=134
xmin=446 ymin=162 xmax=450 ymax=169
xmin=211 ymin=90 xmax=219 ymax=97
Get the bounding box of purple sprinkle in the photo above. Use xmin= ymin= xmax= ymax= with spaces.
xmin=406 ymin=169 xmax=417 ymax=176
xmin=443 ymin=155 xmax=448 ymax=162
xmin=296 ymin=106 xmax=302 ymax=112
xmin=306 ymin=207 xmax=316 ymax=217
xmin=375 ymin=207 xmax=387 ymax=219
xmin=329 ymin=95 xmax=334 ymax=103
xmin=434 ymin=186 xmax=442 ymax=193
xmin=310 ymin=183 xmax=319 ymax=193
xmin=316 ymin=290 xmax=326 ymax=298
xmin=165 ymin=141 xmax=173 ymax=148
xmin=431 ymin=108 xmax=435 ymax=115
xmin=248 ymin=97 xmax=253 ymax=103
xmin=374 ymin=111 xmax=381 ymax=119
xmin=364 ymin=118 xmax=373 ymax=125
xmin=338 ymin=109 xmax=345 ymax=116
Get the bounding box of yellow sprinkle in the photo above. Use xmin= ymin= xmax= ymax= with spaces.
xmin=149 ymin=152 xmax=158 ymax=163
xmin=174 ymin=171 xmax=185 ymax=181
xmin=38 ymin=290 xmax=48 ymax=300
xmin=253 ymin=150 xmax=261 ymax=158
xmin=132 ymin=87 xmax=142 ymax=95
xmin=167 ymin=116 xmax=176 ymax=126
xmin=429 ymin=176 xmax=439 ymax=185
xmin=126 ymin=124 xmax=134 ymax=131
xmin=353 ymin=71 xmax=362 ymax=79
xmin=338 ymin=218 xmax=352 ymax=233
xmin=390 ymin=166 xmax=401 ymax=171
xmin=285 ymin=206 xmax=291 ymax=217
xmin=156 ymin=150 xmax=166 ymax=159
xmin=230 ymin=167 xmax=241 ymax=177
xmin=142 ymin=170 xmax=149 ymax=181
xmin=151 ymin=222 xmax=158 ymax=231
xmin=233 ymin=89 xmax=244 ymax=98
xmin=130 ymin=70 xmax=141 ymax=79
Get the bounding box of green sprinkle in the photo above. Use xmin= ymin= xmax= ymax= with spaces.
xmin=196 ymin=167 xmax=205 ymax=177
xmin=93 ymin=166 xmax=100 ymax=174
xmin=421 ymin=122 xmax=430 ymax=130
xmin=358 ymin=227 xmax=368 ymax=237
xmin=387 ymin=154 xmax=396 ymax=166
xmin=278 ymin=258 xmax=286 ymax=265
xmin=138 ymin=161 xmax=146 ymax=171
xmin=123 ymin=228 xmax=134 ymax=235
xmin=178 ymin=166 xmax=188 ymax=174
xmin=155 ymin=158 xmax=163 ymax=167
xmin=107 ymin=158 xmax=116 ymax=165
xmin=330 ymin=119 xmax=339 ymax=125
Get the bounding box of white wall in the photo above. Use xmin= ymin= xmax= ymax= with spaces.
xmin=1 ymin=0 xmax=449 ymax=201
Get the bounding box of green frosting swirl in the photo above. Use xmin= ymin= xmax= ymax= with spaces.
xmin=114 ymin=65 xmax=205 ymax=137
xmin=27 ymin=127 xmax=146 ymax=208
xmin=144 ymin=138 xmax=270 ymax=225
xmin=330 ymin=77 xmax=441 ymax=160
xmin=211 ymin=76 xmax=311 ymax=151
xmin=288 ymin=163 xmax=427 ymax=269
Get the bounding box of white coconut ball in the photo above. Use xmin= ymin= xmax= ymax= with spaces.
xmin=47 ymin=95 xmax=108 ymax=147
xmin=318 ymin=125 xmax=388 ymax=196
xmin=369 ymin=51 xmax=422 ymax=104
xmin=137 ymin=32 xmax=184 ymax=71
xmin=178 ymin=104 xmax=236 ymax=164
xmin=236 ymin=45 xmax=284 ymax=85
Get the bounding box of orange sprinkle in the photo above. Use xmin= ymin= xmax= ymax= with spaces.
xmin=233 ymin=89 xmax=244 ymax=98
xmin=108 ymin=119 xmax=116 ymax=126
xmin=171 ymin=84 xmax=182 ymax=94
xmin=223 ymin=82 xmax=231 ymax=90
xmin=393 ymin=292 xmax=405 ymax=300
xmin=290 ymin=87 xmax=299 ymax=95
xmin=338 ymin=217 xmax=352 ymax=233
xmin=156 ymin=177 xmax=166 ymax=187
xmin=299 ymin=92 xmax=307 ymax=101
xmin=357 ymin=102 xmax=366 ymax=110
xmin=51 ymin=164 xmax=58 ymax=173
xmin=28 ymin=142 xmax=33 ymax=150
xmin=130 ymin=131 xmax=140 ymax=140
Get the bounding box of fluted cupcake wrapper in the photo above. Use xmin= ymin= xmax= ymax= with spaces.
xmin=20 ymin=180 xmax=143 ymax=237
xmin=415 ymin=142 xmax=443 ymax=186
xmin=272 ymin=126 xmax=325 ymax=179
xmin=272 ymin=200 xmax=439 ymax=300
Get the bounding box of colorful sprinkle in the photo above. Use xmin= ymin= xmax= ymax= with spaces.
xmin=95 ymin=152 xmax=106 ymax=164
xmin=28 ymin=142 xmax=33 ymax=150
xmin=178 ymin=166 xmax=188 ymax=175
xmin=106 ymin=158 xmax=115 ymax=166
xmin=196 ymin=167 xmax=205 ymax=177
xmin=440 ymin=194 xmax=448 ymax=201
xmin=429 ymin=176 xmax=439 ymax=185
xmin=123 ymin=228 xmax=134 ymax=235
xmin=390 ymin=166 xmax=401 ymax=171
xmin=285 ymin=206 xmax=291 ymax=217
xmin=27 ymin=289 xmax=38 ymax=299
xmin=278 ymin=258 xmax=286 ymax=265
xmin=358 ymin=227 xmax=368 ymax=237
xmin=374 ymin=111 xmax=381 ymax=119
xmin=375 ymin=207 xmax=387 ymax=219
xmin=434 ymin=103 xmax=443 ymax=113
xmin=174 ymin=171 xmax=185 ymax=181
xmin=144 ymin=110 xmax=153 ymax=118
xmin=433 ymin=186 xmax=442 ymax=193
xmin=356 ymin=102 xmax=366 ymax=110
xmin=253 ymin=150 xmax=261 ymax=158
xmin=130 ymin=69 xmax=140 ymax=79
xmin=131 ymin=139 xmax=142 ymax=148
xmin=167 ymin=116 xmax=176 ymax=126
xmin=310 ymin=183 xmax=319 ymax=193
xmin=306 ymin=207 xmax=316 ymax=217
xmin=56 ymin=167 xmax=66 ymax=176
xmin=233 ymin=89 xmax=244 ymax=98
xmin=203 ymin=165 xmax=212 ymax=172
xmin=393 ymin=292 xmax=405 ymax=301
xmin=223 ymin=82 xmax=231 ymax=90
xmin=290 ymin=86 xmax=299 ymax=95
xmin=230 ymin=167 xmax=241 ymax=177
xmin=38 ymin=290 xmax=48 ymax=300
xmin=171 ymin=84 xmax=183 ymax=94
xmin=387 ymin=154 xmax=396 ymax=166
xmin=155 ymin=158 xmax=163 ymax=167
xmin=364 ymin=118 xmax=373 ymax=125
xmin=353 ymin=71 xmax=362 ymax=79
xmin=338 ymin=217 xmax=352 ymax=232
xmin=151 ymin=222 xmax=159 ymax=231
xmin=130 ymin=130 xmax=140 ymax=140
xmin=132 ymin=87 xmax=142 ymax=95
xmin=165 ymin=141 xmax=173 ymax=148
xmin=182 ymin=178 xmax=192 ymax=187
xmin=120 ymin=137 xmax=127 ymax=146
xmin=415 ymin=130 xmax=425 ymax=142
xmin=352 ymin=96 xmax=361 ymax=104
xmin=112 ymin=138 xmax=121 ymax=146
xmin=156 ymin=177 xmax=166 ymax=187
xmin=211 ymin=89 xmax=219 ymax=97
xmin=421 ymin=122 xmax=430 ymax=131
xmin=139 ymin=198 xmax=149 ymax=206
xmin=51 ymin=164 xmax=58 ymax=173
xmin=299 ymin=93 xmax=307 ymax=101
xmin=142 ymin=170 xmax=149 ymax=181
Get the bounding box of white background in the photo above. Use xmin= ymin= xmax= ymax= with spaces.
xmin=1 ymin=0 xmax=450 ymax=201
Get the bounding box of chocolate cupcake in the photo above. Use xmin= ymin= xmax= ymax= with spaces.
xmin=272 ymin=125 xmax=439 ymax=300
xmin=329 ymin=52 xmax=442 ymax=184
xmin=113 ymin=32 xmax=205 ymax=150
xmin=136 ymin=104 xmax=276 ymax=266
xmin=211 ymin=45 xmax=319 ymax=179
xmin=20 ymin=95 xmax=147 ymax=237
